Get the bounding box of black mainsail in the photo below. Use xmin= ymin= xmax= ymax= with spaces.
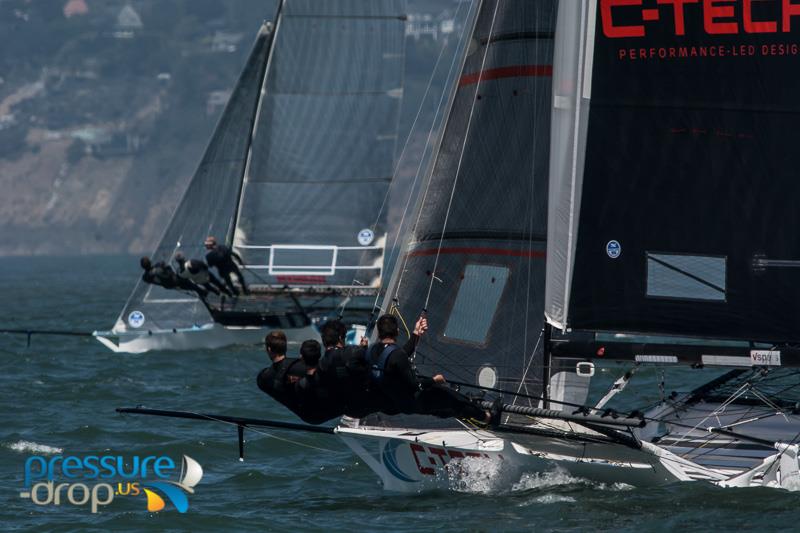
xmin=546 ymin=0 xmax=800 ymax=345
xmin=375 ymin=0 xmax=557 ymax=406
xmin=539 ymin=0 xmax=800 ymax=486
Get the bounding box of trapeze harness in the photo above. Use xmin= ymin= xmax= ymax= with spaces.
xmin=368 ymin=344 xmax=399 ymax=387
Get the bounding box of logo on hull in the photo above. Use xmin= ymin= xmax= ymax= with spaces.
xmin=380 ymin=439 xmax=501 ymax=482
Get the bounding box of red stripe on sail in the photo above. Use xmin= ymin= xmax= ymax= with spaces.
xmin=458 ymin=65 xmax=553 ymax=86
xmin=407 ymin=247 xmax=546 ymax=258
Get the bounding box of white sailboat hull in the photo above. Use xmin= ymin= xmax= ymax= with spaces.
xmin=93 ymin=323 xmax=318 ymax=354
xmin=337 ymin=422 xmax=799 ymax=493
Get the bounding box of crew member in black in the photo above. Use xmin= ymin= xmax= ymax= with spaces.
xmin=174 ymin=252 xmax=231 ymax=296
xmin=256 ymin=330 xmax=307 ymax=419
xmin=317 ymin=320 xmax=375 ymax=418
xmin=294 ymin=339 xmax=344 ymax=424
xmin=140 ymin=256 xmax=207 ymax=298
xmin=204 ymin=236 xmax=249 ymax=296
xmin=368 ymin=314 xmax=495 ymax=425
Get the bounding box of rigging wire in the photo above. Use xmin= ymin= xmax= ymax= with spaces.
xmin=388 ymin=7 xmax=486 ymax=310
xmin=654 ymin=368 xmax=800 ymax=464
xmin=423 ymin=1 xmax=501 ymax=310
xmin=336 ymin=0 xmax=475 ymax=320
xmin=372 ymin=3 xmax=480 ymax=321
xmin=387 ymin=3 xmax=557 ymax=416
xmin=518 ymin=0 xmax=545 ymax=411
xmin=511 ymin=330 xmax=545 ymax=408
xmin=669 ymin=382 xmax=751 ymax=448
xmin=163 ymin=410 xmax=339 ymax=454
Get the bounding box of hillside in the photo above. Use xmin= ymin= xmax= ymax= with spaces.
xmin=1 ymin=0 xmax=460 ymax=256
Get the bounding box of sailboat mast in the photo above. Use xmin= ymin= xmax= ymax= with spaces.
xmin=227 ymin=0 xmax=286 ymax=246
xmin=541 ymin=322 xmax=552 ymax=408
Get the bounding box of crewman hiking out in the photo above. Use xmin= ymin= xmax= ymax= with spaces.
xmin=315 ymin=320 xmax=376 ymax=418
xmin=256 ymin=330 xmax=308 ymax=420
xmin=140 ymin=256 xmax=208 ymax=299
xmin=174 ymin=252 xmax=231 ymax=297
xmin=293 ymin=339 xmax=347 ymax=424
xmin=204 ymin=236 xmax=249 ymax=296
xmin=367 ymin=314 xmax=498 ymax=426
xmin=257 ymin=317 xmax=501 ymax=427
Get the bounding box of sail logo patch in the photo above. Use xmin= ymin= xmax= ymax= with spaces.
xmin=606 ymin=240 xmax=622 ymax=259
xmin=600 ymin=0 xmax=800 ymax=39
xmin=601 ymin=0 xmax=800 ymax=61
xmin=128 ymin=311 xmax=145 ymax=329
xmin=357 ymin=228 xmax=375 ymax=246
xmin=750 ymin=350 xmax=781 ymax=366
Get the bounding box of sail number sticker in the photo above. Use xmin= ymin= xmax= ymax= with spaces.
xmin=606 ymin=240 xmax=621 ymax=259
xmin=128 ymin=311 xmax=145 ymax=329
xmin=750 ymin=350 xmax=781 ymax=366
xmin=357 ymin=229 xmax=375 ymax=246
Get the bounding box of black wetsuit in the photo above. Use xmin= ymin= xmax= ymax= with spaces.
xmin=368 ymin=338 xmax=486 ymax=421
xmin=206 ymin=245 xmax=248 ymax=295
xmin=177 ymin=259 xmax=229 ymax=296
xmin=256 ymin=357 xmax=307 ymax=419
xmin=294 ymin=370 xmax=343 ymax=424
xmin=142 ymin=262 xmax=207 ymax=298
xmin=317 ymin=345 xmax=376 ymax=418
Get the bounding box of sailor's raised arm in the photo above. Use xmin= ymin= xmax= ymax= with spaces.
xmin=403 ymin=316 xmax=428 ymax=354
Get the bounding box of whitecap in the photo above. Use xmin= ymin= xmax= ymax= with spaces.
xmin=512 ymin=468 xmax=634 ymax=493
xmin=532 ymin=493 xmax=576 ymax=504
xmin=512 ymin=468 xmax=584 ymax=491
xmin=6 ymin=440 xmax=63 ymax=455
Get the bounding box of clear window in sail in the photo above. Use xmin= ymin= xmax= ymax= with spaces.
xmin=646 ymin=252 xmax=726 ymax=302
xmin=443 ymin=264 xmax=509 ymax=345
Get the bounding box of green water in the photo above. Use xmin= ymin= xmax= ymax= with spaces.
xmin=1 ymin=256 xmax=797 ymax=532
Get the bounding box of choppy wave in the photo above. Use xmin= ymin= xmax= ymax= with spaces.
xmin=6 ymin=440 xmax=63 ymax=455
xmin=441 ymin=460 xmax=636 ymax=496
xmin=512 ymin=468 xmax=633 ymax=492
xmin=531 ymin=494 xmax=577 ymax=504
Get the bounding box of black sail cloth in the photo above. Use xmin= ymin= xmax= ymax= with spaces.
xmin=374 ymin=0 xmax=557 ymax=408
xmin=549 ymin=0 xmax=800 ymax=343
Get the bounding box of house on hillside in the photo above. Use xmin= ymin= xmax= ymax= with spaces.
xmin=206 ymin=90 xmax=231 ymax=116
xmin=406 ymin=9 xmax=459 ymax=41
xmin=211 ymin=31 xmax=244 ymax=53
xmin=63 ymin=0 xmax=89 ymax=18
xmin=114 ymin=4 xmax=143 ymax=39
xmin=91 ymin=132 xmax=142 ymax=158
xmin=71 ymin=127 xmax=142 ymax=158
